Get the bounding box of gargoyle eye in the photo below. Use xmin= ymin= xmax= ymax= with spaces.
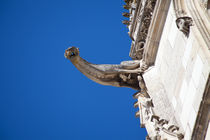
xmin=71 ymin=52 xmax=75 ymax=56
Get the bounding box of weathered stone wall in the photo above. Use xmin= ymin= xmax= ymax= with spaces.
xmin=143 ymin=1 xmax=210 ymax=139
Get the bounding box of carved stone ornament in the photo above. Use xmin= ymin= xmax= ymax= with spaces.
xmin=64 ymin=47 xmax=145 ymax=90
xmin=132 ymin=76 xmax=184 ymax=140
xmin=200 ymin=1 xmax=208 ymax=10
xmin=124 ymin=0 xmax=132 ymax=4
xmin=122 ymin=12 xmax=130 ymax=18
xmin=122 ymin=20 xmax=131 ymax=25
xmin=176 ymin=16 xmax=193 ymax=37
xmin=129 ymin=0 xmax=157 ymax=60
xmin=123 ymin=5 xmax=131 ymax=10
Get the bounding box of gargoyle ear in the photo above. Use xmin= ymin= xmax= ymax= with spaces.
xmin=76 ymin=48 xmax=79 ymax=52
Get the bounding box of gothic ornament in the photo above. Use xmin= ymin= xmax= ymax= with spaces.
xmin=122 ymin=12 xmax=130 ymax=18
xmin=124 ymin=0 xmax=132 ymax=4
xmin=176 ymin=16 xmax=193 ymax=37
xmin=129 ymin=0 xmax=157 ymax=60
xmin=64 ymin=47 xmax=144 ymax=90
xmin=123 ymin=5 xmax=131 ymax=10
xmin=122 ymin=20 xmax=131 ymax=25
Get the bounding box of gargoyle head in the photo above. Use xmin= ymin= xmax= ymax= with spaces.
xmin=176 ymin=16 xmax=193 ymax=37
xmin=64 ymin=47 xmax=80 ymax=60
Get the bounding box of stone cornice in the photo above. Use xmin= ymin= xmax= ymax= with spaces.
xmin=129 ymin=0 xmax=157 ymax=60
xmin=125 ymin=0 xmax=172 ymax=67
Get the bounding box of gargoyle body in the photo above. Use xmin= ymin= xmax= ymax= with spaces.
xmin=64 ymin=47 xmax=142 ymax=90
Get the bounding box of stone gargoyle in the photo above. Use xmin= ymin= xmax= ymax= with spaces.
xmin=64 ymin=47 xmax=144 ymax=90
xmin=176 ymin=16 xmax=193 ymax=37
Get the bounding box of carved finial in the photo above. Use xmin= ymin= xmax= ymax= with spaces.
xmin=122 ymin=20 xmax=131 ymax=25
xmin=176 ymin=16 xmax=193 ymax=37
xmin=124 ymin=0 xmax=130 ymax=4
xmin=122 ymin=12 xmax=130 ymax=18
xmin=123 ymin=5 xmax=131 ymax=10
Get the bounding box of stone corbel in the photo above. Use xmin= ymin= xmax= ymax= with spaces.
xmin=175 ymin=16 xmax=193 ymax=37
xmin=124 ymin=0 xmax=130 ymax=4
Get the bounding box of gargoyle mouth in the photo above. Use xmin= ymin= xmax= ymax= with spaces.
xmin=64 ymin=50 xmax=69 ymax=58
xmin=64 ymin=48 xmax=76 ymax=58
xmin=64 ymin=46 xmax=79 ymax=59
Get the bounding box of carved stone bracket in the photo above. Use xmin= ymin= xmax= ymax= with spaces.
xmin=123 ymin=1 xmax=136 ymax=10
xmin=176 ymin=16 xmax=193 ymax=37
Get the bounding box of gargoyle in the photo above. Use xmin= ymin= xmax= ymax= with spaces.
xmin=64 ymin=47 xmax=143 ymax=90
xmin=176 ymin=16 xmax=193 ymax=37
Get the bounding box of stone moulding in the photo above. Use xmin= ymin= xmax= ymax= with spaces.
xmin=129 ymin=0 xmax=157 ymax=60
xmin=142 ymin=0 xmax=171 ymax=67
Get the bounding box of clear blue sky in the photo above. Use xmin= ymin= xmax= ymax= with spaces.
xmin=0 ymin=0 xmax=147 ymax=139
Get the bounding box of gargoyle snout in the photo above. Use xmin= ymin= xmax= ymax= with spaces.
xmin=64 ymin=47 xmax=79 ymax=59
xmin=64 ymin=49 xmax=70 ymax=58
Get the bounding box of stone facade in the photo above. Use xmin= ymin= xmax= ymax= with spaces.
xmin=123 ymin=0 xmax=210 ymax=139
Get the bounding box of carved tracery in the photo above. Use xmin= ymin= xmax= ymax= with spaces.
xmin=128 ymin=0 xmax=157 ymax=60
